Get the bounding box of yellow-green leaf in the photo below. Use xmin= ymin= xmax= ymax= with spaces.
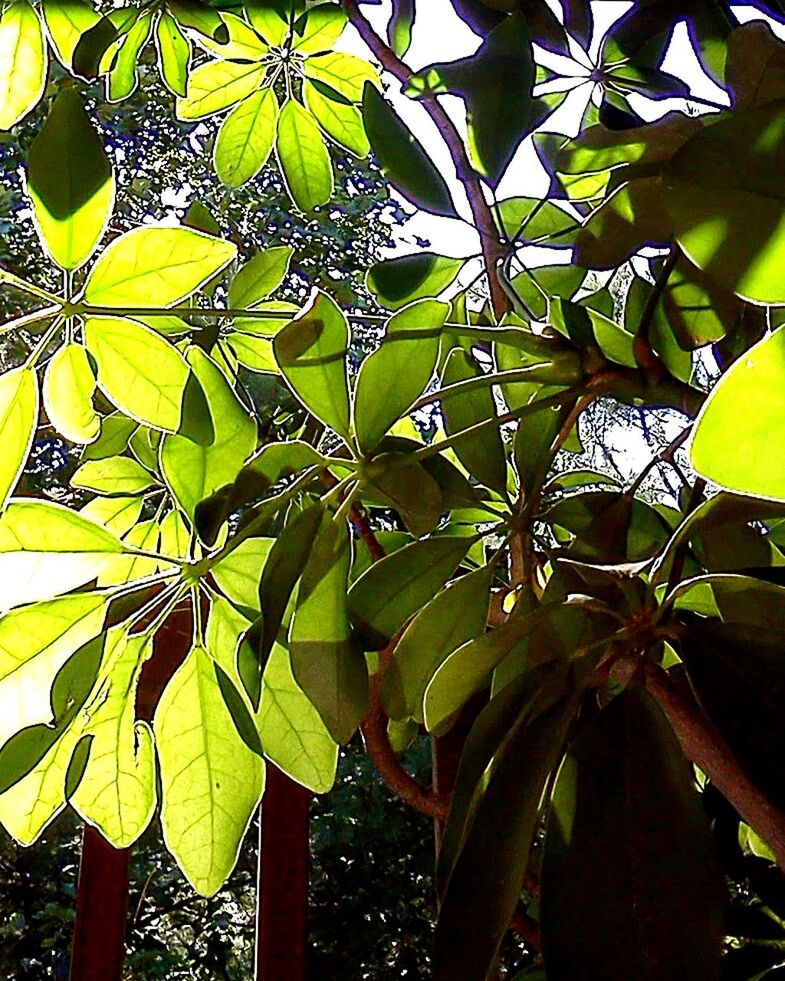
xmin=71 ymin=629 xmax=156 ymax=847
xmin=176 ymin=58 xmax=265 ymax=120
xmin=84 ymin=317 xmax=190 ymax=432
xmin=214 ymin=87 xmax=278 ymax=188
xmin=303 ymin=51 xmax=379 ymax=102
xmin=83 ymin=226 xmax=236 ymax=307
xmin=156 ymin=645 xmax=265 ymax=896
xmin=0 ymin=366 xmax=38 ymax=509
xmin=276 ymin=99 xmax=333 ymax=212
xmin=43 ymin=343 xmax=100 ymax=443
xmin=0 ymin=2 xmax=46 ymax=130
xmin=304 ymin=79 xmax=369 ymax=157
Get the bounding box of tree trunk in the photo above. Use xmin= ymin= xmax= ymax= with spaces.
xmin=255 ymin=764 xmax=311 ymax=981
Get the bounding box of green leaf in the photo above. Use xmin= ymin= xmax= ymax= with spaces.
xmin=354 ymin=299 xmax=448 ymax=451
xmin=366 ymin=253 xmax=465 ymax=311
xmin=246 ymin=0 xmax=289 ymax=45
xmin=82 ymin=413 xmax=136 ymax=462
xmin=292 ymin=3 xmax=346 ymax=54
xmin=229 ymin=246 xmax=292 ymax=308
xmin=388 ymin=0 xmax=415 ymax=57
xmin=168 ymin=0 xmax=228 ymax=42
xmin=289 ymin=515 xmax=368 ymax=744
xmin=71 ymin=629 xmax=156 ymax=846
xmin=161 ymin=347 xmax=257 ymax=528
xmin=494 ymin=196 xmax=578 ymax=244
xmin=434 ymin=688 xmax=579 ymax=981
xmin=381 ymin=564 xmax=493 ymax=722
xmin=259 ymin=643 xmax=338 ymax=793
xmin=107 ymin=11 xmax=153 ymax=102
xmin=26 ymin=88 xmax=114 ymax=271
xmin=273 ymin=289 xmax=350 ymax=438
xmin=679 ymin=616 xmax=785 ymax=814
xmin=214 ymin=538 xmax=274 ymax=611
xmin=258 ymin=503 xmax=325 ymax=668
xmin=275 ymin=99 xmax=333 ymax=212
xmin=0 ymin=366 xmax=38 ymax=510
xmin=176 ymin=59 xmax=266 ymax=120
xmin=690 ymin=327 xmax=785 ymax=499
xmin=156 ymin=644 xmax=265 ymax=896
xmin=549 ymin=298 xmax=637 ymax=368
xmin=81 ymin=495 xmax=143 ymax=537
xmin=441 ymin=348 xmax=507 ymax=493
xmin=71 ymin=456 xmax=157 ymax=496
xmin=362 ymin=453 xmax=444 ymax=538
xmin=362 ymin=82 xmax=458 ymax=219
xmin=84 ymin=317 xmax=190 ymax=432
xmin=0 ymin=500 xmax=124 ymax=612
xmin=0 ymin=635 xmax=105 ymax=842
xmin=541 ymin=686 xmax=723 ymax=980
xmin=304 ymin=52 xmax=378 ymax=102
xmin=0 ymin=2 xmax=45 ymax=130
xmin=664 ymin=101 xmax=785 ymax=303
xmin=156 ymin=10 xmax=191 ymax=97
xmin=43 ymin=0 xmax=101 ymax=69
xmin=43 ymin=343 xmax=100 ymax=444
xmin=303 ymin=79 xmax=369 ymax=157
xmin=405 ymin=13 xmax=536 ymax=186
xmin=84 ymin=225 xmax=236 ymax=307
xmin=214 ymin=88 xmax=278 ymax=188
xmin=348 ymin=536 xmax=471 ymax=650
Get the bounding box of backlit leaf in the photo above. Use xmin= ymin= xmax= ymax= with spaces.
xmin=275 ymin=99 xmax=333 ymax=212
xmin=0 ymin=366 xmax=38 ymax=510
xmin=0 ymin=2 xmax=45 ymax=130
xmin=43 ymin=343 xmax=100 ymax=444
xmin=214 ymin=87 xmax=278 ymax=188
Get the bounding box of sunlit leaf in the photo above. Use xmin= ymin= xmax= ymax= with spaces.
xmin=215 ymin=87 xmax=278 ymax=188
xmin=84 ymin=226 xmax=236 ymax=307
xmin=156 ymin=644 xmax=265 ymax=895
xmin=43 ymin=343 xmax=100 ymax=444
xmin=0 ymin=1 xmax=46 ymax=130
xmin=84 ymin=317 xmax=190 ymax=432
xmin=276 ymin=99 xmax=333 ymax=212
xmin=176 ymin=59 xmax=265 ymax=120
xmin=0 ymin=366 xmax=38 ymax=510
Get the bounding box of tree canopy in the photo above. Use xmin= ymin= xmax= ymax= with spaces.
xmin=3 ymin=0 xmax=785 ymax=977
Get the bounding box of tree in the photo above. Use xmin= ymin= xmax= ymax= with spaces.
xmin=3 ymin=1 xmax=785 ymax=978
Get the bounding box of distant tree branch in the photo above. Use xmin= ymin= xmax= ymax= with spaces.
xmin=341 ymin=0 xmax=510 ymax=319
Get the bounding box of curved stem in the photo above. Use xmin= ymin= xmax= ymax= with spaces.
xmin=341 ymin=0 xmax=510 ymax=320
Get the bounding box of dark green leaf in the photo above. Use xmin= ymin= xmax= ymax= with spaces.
xmin=362 ymin=82 xmax=458 ymax=218
xmin=541 ymin=686 xmax=723 ymax=981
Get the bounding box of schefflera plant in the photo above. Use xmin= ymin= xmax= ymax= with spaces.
xmin=176 ymin=2 xmax=378 ymax=206
xmin=0 ymin=86 xmax=321 ymax=896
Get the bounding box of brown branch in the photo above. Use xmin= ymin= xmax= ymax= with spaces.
xmin=341 ymin=0 xmax=510 ymax=320
xmin=362 ymin=635 xmax=450 ymax=821
xmin=644 ymin=661 xmax=785 ymax=871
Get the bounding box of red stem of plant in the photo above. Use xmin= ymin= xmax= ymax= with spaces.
xmin=341 ymin=0 xmax=510 ymax=320
xmin=69 ymin=826 xmax=130 ymax=981
xmin=255 ymin=764 xmax=311 ymax=981
xmin=644 ymin=661 xmax=785 ymax=871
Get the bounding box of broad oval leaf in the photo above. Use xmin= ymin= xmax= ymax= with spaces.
xmin=156 ymin=10 xmax=191 ymax=97
xmin=214 ymin=87 xmax=278 ymax=188
xmin=156 ymin=644 xmax=265 ymax=896
xmin=83 ymin=225 xmax=236 ymax=307
xmin=367 ymin=252 xmax=465 ymax=310
xmin=275 ymin=99 xmax=333 ymax=212
xmin=26 ymin=89 xmax=114 ymax=271
xmin=303 ymin=79 xmax=369 ymax=158
xmin=43 ymin=343 xmax=100 ymax=444
xmin=161 ymin=347 xmax=257 ymax=528
xmin=353 ymin=299 xmax=448 ymax=452
xmin=84 ymin=316 xmax=190 ymax=432
xmin=289 ymin=515 xmax=368 ymax=745
xmin=0 ymin=2 xmax=46 ymax=130
xmin=541 ymin=686 xmax=723 ymax=980
xmin=229 ymin=246 xmax=292 ymax=308
xmin=348 ymin=536 xmax=472 ymax=650
xmin=258 ymin=643 xmax=339 ymax=794
xmin=71 ymin=456 xmax=157 ymax=496
xmin=176 ymin=59 xmax=265 ymax=120
xmin=690 ymin=327 xmax=785 ymax=499
xmin=362 ymin=82 xmax=458 ymax=219
xmin=273 ymin=289 xmax=350 ymax=438
xmin=0 ymin=366 xmax=38 ymax=510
